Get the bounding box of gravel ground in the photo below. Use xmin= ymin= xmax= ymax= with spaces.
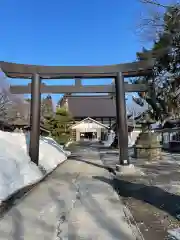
xmin=98 ymin=147 xmax=180 ymax=240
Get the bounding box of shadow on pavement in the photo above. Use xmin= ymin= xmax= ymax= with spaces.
xmin=93 ymin=175 xmax=180 ymax=221
xmin=10 ymin=208 xmax=24 ymax=240
xmin=49 ymin=171 xmax=133 ymax=239
xmin=79 ymin=190 xmax=133 ymax=240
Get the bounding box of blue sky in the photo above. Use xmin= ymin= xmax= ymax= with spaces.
xmin=0 ymin=0 xmax=152 ymax=104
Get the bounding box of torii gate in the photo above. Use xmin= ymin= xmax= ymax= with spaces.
xmin=0 ymin=60 xmax=153 ymax=168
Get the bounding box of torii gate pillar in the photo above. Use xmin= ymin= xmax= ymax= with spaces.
xmin=29 ymin=73 xmax=41 ymax=165
xmin=115 ymin=72 xmax=129 ymax=165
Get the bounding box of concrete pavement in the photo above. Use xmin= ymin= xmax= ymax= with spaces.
xmin=0 ymin=146 xmax=142 ymax=240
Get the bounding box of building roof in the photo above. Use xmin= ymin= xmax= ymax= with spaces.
xmin=1 ymin=118 xmax=49 ymax=133
xmin=10 ymin=118 xmax=28 ymax=126
xmin=24 ymin=125 xmax=50 ymax=133
xmin=66 ymin=95 xmax=116 ymax=118
xmin=71 ymin=117 xmax=109 ymax=130
xmin=0 ymin=120 xmax=14 ymax=130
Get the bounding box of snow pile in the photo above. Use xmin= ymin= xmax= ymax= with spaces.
xmin=38 ymin=136 xmax=70 ymax=171
xmin=115 ymin=164 xmax=145 ymax=177
xmin=156 ymin=181 xmax=180 ymax=196
xmin=128 ymin=131 xmax=140 ymax=147
xmin=103 ymin=130 xmax=140 ymax=147
xmin=65 ymin=140 xmax=73 ymax=147
xmin=42 ymin=136 xmax=71 ymax=157
xmin=103 ymin=130 xmax=115 ymax=147
xmin=168 ymin=228 xmax=180 ymax=240
xmin=0 ymin=130 xmax=69 ymax=202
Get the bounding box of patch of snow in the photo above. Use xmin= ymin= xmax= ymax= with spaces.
xmin=65 ymin=140 xmax=73 ymax=147
xmin=168 ymin=228 xmax=180 ymax=240
xmin=103 ymin=130 xmax=115 ymax=147
xmin=128 ymin=131 xmax=140 ymax=147
xmin=115 ymin=164 xmax=145 ymax=177
xmin=156 ymin=181 xmax=180 ymax=196
xmin=0 ymin=130 xmax=69 ymax=202
xmin=42 ymin=136 xmax=71 ymax=157
xmin=103 ymin=130 xmax=140 ymax=148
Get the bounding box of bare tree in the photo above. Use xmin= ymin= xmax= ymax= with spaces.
xmin=0 ymin=91 xmax=11 ymax=120
xmin=137 ymin=0 xmax=179 ymax=42
xmin=0 ymin=68 xmax=30 ymax=122
xmin=140 ymin=0 xmax=170 ymax=8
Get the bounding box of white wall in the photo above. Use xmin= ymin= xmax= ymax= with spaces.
xmin=76 ymin=130 xmax=80 ymax=141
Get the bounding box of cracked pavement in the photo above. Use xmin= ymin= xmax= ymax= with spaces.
xmin=0 ymin=144 xmax=142 ymax=240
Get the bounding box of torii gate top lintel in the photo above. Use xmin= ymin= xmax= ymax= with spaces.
xmin=0 ymin=60 xmax=153 ymax=79
xmin=0 ymin=59 xmax=154 ymax=166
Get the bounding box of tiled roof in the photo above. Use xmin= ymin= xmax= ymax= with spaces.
xmin=66 ymin=95 xmax=116 ymax=118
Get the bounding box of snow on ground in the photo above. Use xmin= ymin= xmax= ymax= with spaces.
xmin=103 ymin=130 xmax=115 ymax=147
xmin=0 ymin=130 xmax=70 ymax=202
xmin=168 ymin=228 xmax=180 ymax=240
xmin=103 ymin=130 xmax=140 ymax=147
xmin=156 ymin=181 xmax=180 ymax=196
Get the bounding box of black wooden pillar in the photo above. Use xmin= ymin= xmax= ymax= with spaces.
xmin=115 ymin=72 xmax=129 ymax=165
xmin=29 ymin=73 xmax=41 ymax=165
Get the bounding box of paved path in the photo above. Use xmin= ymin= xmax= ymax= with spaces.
xmin=0 ymin=145 xmax=141 ymax=240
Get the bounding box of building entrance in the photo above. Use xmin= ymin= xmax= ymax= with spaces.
xmin=80 ymin=132 xmax=97 ymax=141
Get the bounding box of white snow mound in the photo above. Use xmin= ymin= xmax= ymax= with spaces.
xmin=0 ymin=131 xmax=69 ymax=202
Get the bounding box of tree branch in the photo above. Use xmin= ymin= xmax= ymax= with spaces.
xmin=140 ymin=0 xmax=169 ymax=8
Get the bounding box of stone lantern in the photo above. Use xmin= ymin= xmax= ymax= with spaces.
xmin=133 ymin=112 xmax=162 ymax=160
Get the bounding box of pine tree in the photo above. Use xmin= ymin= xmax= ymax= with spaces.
xmin=41 ymin=95 xmax=54 ymax=119
xmin=133 ymin=4 xmax=180 ymax=122
xmin=45 ymin=107 xmax=73 ymax=144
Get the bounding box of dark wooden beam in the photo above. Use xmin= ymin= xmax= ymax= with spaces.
xmin=0 ymin=60 xmax=153 ymax=79
xmin=75 ymin=78 xmax=81 ymax=86
xmin=29 ymin=73 xmax=41 ymax=165
xmin=115 ymin=72 xmax=129 ymax=165
xmin=10 ymin=83 xmax=147 ymax=94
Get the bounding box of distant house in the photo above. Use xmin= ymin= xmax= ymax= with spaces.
xmin=161 ymin=119 xmax=180 ymax=151
xmin=58 ymin=95 xmax=116 ymax=126
xmin=0 ymin=120 xmax=14 ymax=132
xmin=58 ymin=95 xmax=116 ymax=141
xmin=10 ymin=118 xmax=50 ymax=136
xmin=0 ymin=117 xmax=50 ymax=136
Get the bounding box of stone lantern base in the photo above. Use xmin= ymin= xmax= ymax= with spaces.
xmin=133 ymin=132 xmax=162 ymax=161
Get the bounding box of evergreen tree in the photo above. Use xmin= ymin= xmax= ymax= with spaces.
xmin=45 ymin=107 xmax=73 ymax=144
xmin=133 ymin=3 xmax=180 ymax=122
xmin=41 ymin=95 xmax=54 ymax=119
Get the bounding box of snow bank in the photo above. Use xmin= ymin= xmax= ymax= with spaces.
xmin=156 ymin=181 xmax=180 ymax=196
xmin=103 ymin=130 xmax=140 ymax=147
xmin=38 ymin=136 xmax=70 ymax=171
xmin=128 ymin=131 xmax=140 ymax=147
xmin=103 ymin=130 xmax=115 ymax=147
xmin=42 ymin=136 xmax=71 ymax=157
xmin=0 ymin=131 xmax=69 ymax=202
xmin=65 ymin=140 xmax=73 ymax=147
xmin=168 ymin=228 xmax=180 ymax=240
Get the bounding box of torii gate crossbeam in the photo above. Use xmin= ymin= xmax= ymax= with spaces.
xmin=0 ymin=60 xmax=153 ymax=168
